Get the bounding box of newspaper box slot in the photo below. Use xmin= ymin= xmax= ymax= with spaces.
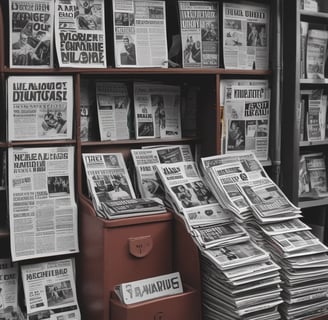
xmin=129 ymin=235 xmax=153 ymax=258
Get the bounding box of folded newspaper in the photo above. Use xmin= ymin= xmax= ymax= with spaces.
xmin=114 ymin=272 xmax=183 ymax=304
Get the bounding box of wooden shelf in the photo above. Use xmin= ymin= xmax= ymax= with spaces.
xmin=299 ymin=198 xmax=328 ymax=209
xmin=300 ymin=9 xmax=328 ymax=20
xmin=8 ymin=139 xmax=76 ymax=147
xmin=300 ymin=78 xmax=328 ymax=84
xmin=300 ymin=140 xmax=328 ymax=147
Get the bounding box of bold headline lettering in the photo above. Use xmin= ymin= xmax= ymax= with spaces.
xmin=225 ymin=8 xmax=266 ymax=19
xmin=26 ymin=268 xmax=68 ymax=281
xmin=244 ymin=101 xmax=269 ymax=116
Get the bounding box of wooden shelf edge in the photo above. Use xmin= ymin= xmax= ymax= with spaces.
xmin=299 ymin=198 xmax=328 ymax=209
xmin=300 ymin=9 xmax=328 ymax=19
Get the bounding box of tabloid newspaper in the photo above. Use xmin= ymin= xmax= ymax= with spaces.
xmin=8 ymin=146 xmax=79 ymax=261
xmin=112 ymin=0 xmax=168 ymax=68
xmin=133 ymin=82 xmax=182 ymax=139
xmin=114 ymin=272 xmax=183 ymax=304
xmin=0 ymin=259 xmax=20 ymax=319
xmin=131 ymin=144 xmax=193 ymax=199
xmin=306 ymin=29 xmax=328 ymax=79
xmin=96 ymin=81 xmax=131 ymax=141
xmin=224 ymin=84 xmax=271 ymax=161
xmin=222 ymin=2 xmax=270 ymax=70
xmin=9 ymin=0 xmax=54 ymax=68
xmin=7 ymin=76 xmax=74 ymax=141
xmin=21 ymin=258 xmax=81 ymax=319
xmin=54 ymin=0 xmax=107 ymax=68
xmin=82 ymin=153 xmax=136 ymax=217
xmin=178 ymin=1 xmax=219 ymax=68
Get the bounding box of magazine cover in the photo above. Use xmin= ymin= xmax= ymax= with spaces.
xmin=9 ymin=0 xmax=54 ymax=68
xmin=178 ymin=1 xmax=219 ymax=68
xmin=7 ymin=76 xmax=74 ymax=141
xmin=55 ymin=0 xmax=107 ymax=68
xmin=112 ymin=0 xmax=168 ymax=67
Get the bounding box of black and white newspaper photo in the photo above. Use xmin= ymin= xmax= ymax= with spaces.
xmin=113 ymin=0 xmax=168 ymax=67
xmin=55 ymin=0 xmax=107 ymax=68
xmin=223 ymin=2 xmax=270 ymax=69
xmin=21 ymin=258 xmax=81 ymax=319
xmin=7 ymin=76 xmax=74 ymax=141
xmin=9 ymin=0 xmax=54 ymax=68
xmin=178 ymin=1 xmax=219 ymax=68
xmin=8 ymin=146 xmax=79 ymax=261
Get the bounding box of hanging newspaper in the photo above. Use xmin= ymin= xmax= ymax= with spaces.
xmin=7 ymin=76 xmax=74 ymax=141
xmin=21 ymin=258 xmax=81 ymax=319
xmin=224 ymin=85 xmax=271 ymax=161
xmin=178 ymin=1 xmax=219 ymax=68
xmin=306 ymin=29 xmax=328 ymax=79
xmin=0 ymin=259 xmax=19 ymax=318
xmin=222 ymin=2 xmax=270 ymax=69
xmin=8 ymin=146 xmax=79 ymax=261
xmin=112 ymin=0 xmax=168 ymax=67
xmin=54 ymin=0 xmax=107 ymax=68
xmin=96 ymin=81 xmax=131 ymax=141
xmin=219 ymin=79 xmax=269 ymax=154
xmin=9 ymin=0 xmax=54 ymax=68
xmin=134 ymin=82 xmax=182 ymax=139
xmin=131 ymin=144 xmax=193 ymax=199
xmin=82 ymin=153 xmax=136 ymax=216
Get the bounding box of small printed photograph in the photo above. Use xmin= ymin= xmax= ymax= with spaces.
xmin=157 ymin=147 xmax=182 ymax=163
xmin=190 ymin=180 xmax=216 ymax=204
xmin=114 ymin=96 xmax=129 ymax=109
xmin=227 ymin=120 xmax=245 ymax=151
xmin=247 ymin=22 xmax=267 ymax=47
xmin=224 ymin=19 xmax=243 ymax=46
xmin=149 ymin=6 xmax=164 ymax=19
xmin=77 ymin=0 xmax=103 ymax=30
xmin=41 ymin=111 xmax=67 ymax=135
xmin=256 ymin=119 xmax=269 ymax=137
xmin=115 ymin=12 xmax=129 ymax=26
xmin=119 ymin=34 xmax=136 ymax=65
xmin=103 ymin=154 xmax=120 ymax=167
xmin=138 ymin=122 xmax=154 ymax=137
xmin=201 ymin=21 xmax=218 ymax=41
xmin=141 ymin=178 xmax=164 ymax=198
xmin=46 ymin=281 xmax=74 ymax=307
xmin=183 ymin=35 xmax=201 ymax=64
xmin=47 ymin=176 xmax=70 ymax=196
xmin=171 ymin=184 xmax=201 ymax=208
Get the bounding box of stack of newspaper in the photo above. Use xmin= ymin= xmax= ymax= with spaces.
xmin=201 ymin=246 xmax=282 ymax=320
xmin=82 ymin=153 xmax=166 ymax=219
xmin=248 ymin=219 xmax=328 ymax=319
xmin=202 ymin=152 xmax=328 ymax=319
xmin=200 ymin=152 xmax=302 ymax=223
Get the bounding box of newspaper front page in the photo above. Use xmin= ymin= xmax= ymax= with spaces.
xmin=134 ymin=82 xmax=182 ymax=139
xmin=224 ymin=85 xmax=271 ymax=161
xmin=7 ymin=76 xmax=74 ymax=141
xmin=55 ymin=0 xmax=107 ymax=68
xmin=9 ymin=0 xmax=54 ymax=68
xmin=96 ymin=81 xmax=131 ymax=141
xmin=21 ymin=258 xmax=80 ymax=319
xmin=178 ymin=1 xmax=219 ymax=68
xmin=131 ymin=144 xmax=193 ymax=198
xmin=8 ymin=146 xmax=79 ymax=261
xmin=82 ymin=153 xmax=136 ymax=216
xmin=113 ymin=0 xmax=168 ymax=67
xmin=223 ymin=2 xmax=270 ymax=70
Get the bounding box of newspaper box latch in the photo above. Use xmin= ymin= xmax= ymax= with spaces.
xmin=129 ymin=235 xmax=153 ymax=258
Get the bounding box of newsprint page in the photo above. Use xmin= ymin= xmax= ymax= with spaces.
xmin=55 ymin=0 xmax=107 ymax=68
xmin=7 ymin=76 xmax=74 ymax=141
xmin=222 ymin=2 xmax=270 ymax=69
xmin=8 ymin=146 xmax=79 ymax=261
xmin=112 ymin=0 xmax=168 ymax=67
xmin=21 ymin=258 xmax=81 ymax=319
xmin=9 ymin=0 xmax=54 ymax=68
